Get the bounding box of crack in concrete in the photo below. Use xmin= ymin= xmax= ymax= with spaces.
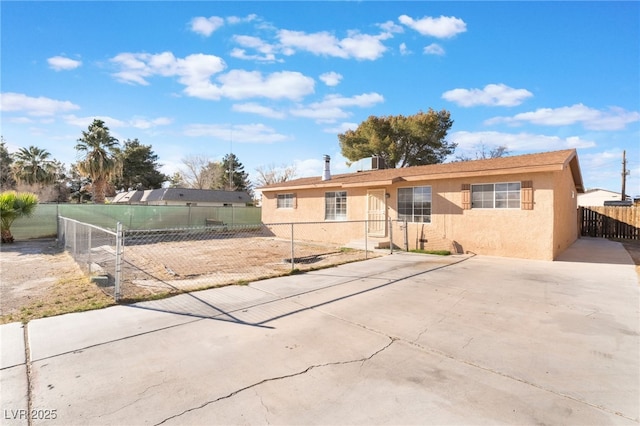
xmin=98 ymin=376 xmax=168 ymax=419
xmin=23 ymin=324 xmax=34 ymax=426
xmin=255 ymin=389 xmax=271 ymax=425
xmin=153 ymin=338 xmax=396 ymax=426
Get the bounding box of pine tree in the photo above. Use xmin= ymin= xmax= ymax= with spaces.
xmin=220 ymin=153 xmax=250 ymax=192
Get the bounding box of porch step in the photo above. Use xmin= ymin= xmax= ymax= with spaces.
xmin=345 ymin=238 xmax=395 ymax=251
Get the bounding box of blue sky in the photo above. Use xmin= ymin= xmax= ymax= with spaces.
xmin=1 ymin=1 xmax=639 ymax=195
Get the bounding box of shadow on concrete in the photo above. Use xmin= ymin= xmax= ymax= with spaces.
xmin=123 ymin=255 xmax=473 ymax=329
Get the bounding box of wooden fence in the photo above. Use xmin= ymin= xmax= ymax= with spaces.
xmin=579 ymin=206 xmax=639 ymax=240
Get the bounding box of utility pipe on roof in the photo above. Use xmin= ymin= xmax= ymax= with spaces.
xmin=322 ymin=155 xmax=331 ymax=181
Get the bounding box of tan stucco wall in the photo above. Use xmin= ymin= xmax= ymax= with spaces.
xmin=262 ymin=186 xmax=373 ymax=244
xmin=387 ymin=172 xmax=556 ymax=260
xmin=551 ymin=167 xmax=579 ymax=259
xmin=261 ymin=168 xmax=579 ymax=260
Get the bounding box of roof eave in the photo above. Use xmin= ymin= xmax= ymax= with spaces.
xmin=565 ymin=152 xmax=585 ymax=193
xmin=401 ymin=164 xmax=566 ymax=182
xmin=342 ymin=178 xmax=402 ymax=188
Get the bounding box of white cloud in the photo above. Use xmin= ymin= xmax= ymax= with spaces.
xmin=129 ymin=117 xmax=173 ymax=129
xmin=424 ymin=43 xmax=445 ymax=56
xmin=399 ymin=15 xmax=467 ymax=38
xmin=486 ymin=103 xmax=640 ymax=130
xmin=323 ymin=122 xmax=359 ymax=134
xmin=232 ymin=103 xmax=286 ymax=119
xmin=47 ymin=56 xmax=82 ymax=71
xmin=319 ymin=93 xmax=384 ymax=108
xmin=579 ymin=149 xmax=633 ymax=191
xmin=184 ymin=123 xmax=289 ymax=144
xmin=443 ymin=84 xmax=533 ymax=107
xmin=399 ymin=43 xmax=411 ymax=55
xmin=230 ymin=48 xmax=277 ymax=62
xmin=226 ymin=14 xmax=258 ymax=25
xmin=230 ymin=35 xmax=278 ymax=62
xmin=0 ymin=92 xmax=80 ymax=116
xmin=291 ymin=92 xmax=384 ymax=123
xmin=294 ymin=158 xmax=324 ymax=177
xmin=63 ymin=114 xmax=126 ymax=128
xmin=451 ymin=130 xmax=596 ymax=152
xmin=110 ymin=51 xmax=227 ymax=88
xmin=190 ymin=16 xmax=224 ymax=37
xmin=62 ymin=114 xmax=171 ymax=130
xmin=319 ymin=72 xmax=343 ymax=87
xmin=277 ymin=29 xmax=388 ymax=61
xmin=6 ymin=117 xmax=34 ymax=124
xmin=291 ymin=105 xmax=350 ymax=122
xmin=378 ymin=20 xmax=404 ymax=34
xmin=212 ymin=70 xmax=315 ymax=101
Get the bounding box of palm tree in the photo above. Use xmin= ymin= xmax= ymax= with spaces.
xmin=75 ymin=119 xmax=121 ymax=204
xmin=12 ymin=146 xmax=56 ymax=186
xmin=0 ymin=191 xmax=39 ymax=243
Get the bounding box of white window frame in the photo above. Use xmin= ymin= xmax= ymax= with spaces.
xmin=277 ymin=193 xmax=294 ymax=209
xmin=471 ymin=182 xmax=521 ymax=209
xmin=397 ymin=186 xmax=432 ymax=223
xmin=325 ymin=191 xmax=347 ymax=221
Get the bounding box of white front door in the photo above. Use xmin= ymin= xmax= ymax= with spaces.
xmin=367 ymin=189 xmax=387 ymax=237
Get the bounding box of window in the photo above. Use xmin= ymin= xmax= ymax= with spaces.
xmin=398 ymin=186 xmax=431 ymax=223
xmin=325 ymin=191 xmax=347 ymax=220
xmin=471 ymin=182 xmax=520 ymax=208
xmin=277 ymin=193 xmax=294 ymax=209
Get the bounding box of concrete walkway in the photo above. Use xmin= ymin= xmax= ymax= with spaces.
xmin=1 ymin=237 xmax=638 ymax=425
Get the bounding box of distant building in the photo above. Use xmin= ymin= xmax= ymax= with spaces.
xmin=578 ymin=189 xmax=628 ymax=207
xmin=112 ymin=188 xmax=252 ymax=207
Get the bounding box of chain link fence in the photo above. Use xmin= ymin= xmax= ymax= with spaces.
xmin=57 ymin=217 xmax=123 ymax=298
xmin=58 ymin=217 xmax=395 ymax=301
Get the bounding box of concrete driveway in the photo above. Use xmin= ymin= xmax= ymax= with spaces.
xmin=2 ymin=237 xmax=638 ymax=425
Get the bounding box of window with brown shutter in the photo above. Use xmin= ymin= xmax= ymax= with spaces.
xmin=521 ymin=181 xmax=533 ymax=210
xmin=461 ymin=184 xmax=471 ymax=210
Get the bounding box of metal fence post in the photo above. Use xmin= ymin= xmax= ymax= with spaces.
xmin=114 ymin=222 xmax=123 ymax=302
xmin=72 ymin=220 xmax=77 ymax=258
xmin=403 ymin=219 xmax=409 ymax=252
xmin=364 ymin=220 xmax=368 ymax=259
xmin=290 ymin=222 xmax=295 ymax=271
xmin=88 ymin=226 xmax=92 ymax=270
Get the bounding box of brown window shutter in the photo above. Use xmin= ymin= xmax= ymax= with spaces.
xmin=521 ymin=181 xmax=533 ymax=210
xmin=293 ymin=193 xmax=297 ymax=209
xmin=461 ymin=184 xmax=471 ymax=210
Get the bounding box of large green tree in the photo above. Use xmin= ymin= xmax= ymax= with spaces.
xmin=68 ymin=164 xmax=92 ymax=203
xmin=11 ymin=146 xmax=57 ymax=186
xmin=0 ymin=191 xmax=38 ymax=243
xmin=220 ymin=153 xmax=250 ymax=192
xmin=75 ymin=119 xmax=121 ymax=204
xmin=0 ymin=138 xmax=16 ymax=190
xmin=113 ymin=139 xmax=168 ymax=191
xmin=338 ymin=109 xmax=456 ymax=168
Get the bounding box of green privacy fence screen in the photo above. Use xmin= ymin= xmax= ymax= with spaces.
xmin=9 ymin=204 xmax=263 ymax=240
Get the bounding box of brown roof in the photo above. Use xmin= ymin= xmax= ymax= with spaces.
xmin=259 ymin=149 xmax=585 ymax=193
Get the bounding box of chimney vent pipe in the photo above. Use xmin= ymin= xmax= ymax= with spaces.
xmin=322 ymin=155 xmax=331 ymax=181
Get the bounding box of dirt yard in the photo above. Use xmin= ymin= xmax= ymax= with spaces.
xmin=0 ymin=237 xmax=374 ymax=323
xmin=119 ymin=234 xmax=372 ymax=297
xmin=0 ymin=239 xmax=113 ymax=323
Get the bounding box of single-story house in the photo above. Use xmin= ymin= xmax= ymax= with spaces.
xmin=578 ymin=188 xmax=628 ymax=206
xmin=112 ymin=188 xmax=253 ymax=207
xmin=259 ymin=149 xmax=585 ymax=261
